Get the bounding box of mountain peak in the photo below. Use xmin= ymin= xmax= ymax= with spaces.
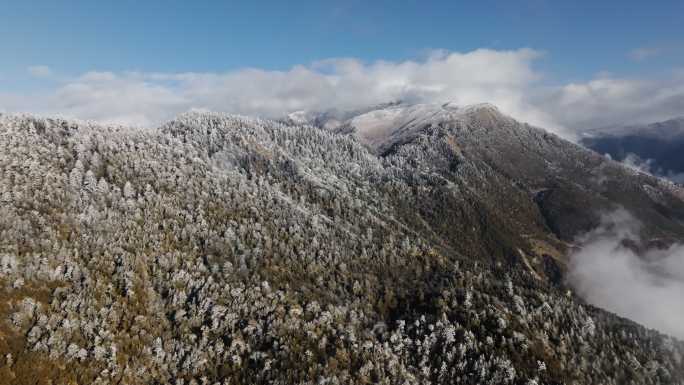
xmin=441 ymin=101 xmax=501 ymax=113
xmin=323 ymin=101 xmax=512 ymax=152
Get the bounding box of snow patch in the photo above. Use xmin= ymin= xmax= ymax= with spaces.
xmin=346 ymin=102 xmax=504 ymax=150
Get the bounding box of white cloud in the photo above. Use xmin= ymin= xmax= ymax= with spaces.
xmin=27 ymin=65 xmax=53 ymax=78
xmin=0 ymin=49 xmax=556 ymax=130
xmin=3 ymin=49 xmax=684 ymax=139
xmin=538 ymin=73 xmax=684 ymax=132
xmin=568 ymin=209 xmax=684 ymax=339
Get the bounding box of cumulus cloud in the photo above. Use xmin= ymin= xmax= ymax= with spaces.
xmin=2 ymin=49 xmax=684 ymax=138
xmin=568 ymin=209 xmax=684 ymax=339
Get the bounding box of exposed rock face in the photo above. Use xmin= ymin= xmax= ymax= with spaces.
xmin=0 ymin=108 xmax=683 ymax=384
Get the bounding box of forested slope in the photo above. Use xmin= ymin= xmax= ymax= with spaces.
xmin=0 ymin=110 xmax=682 ymax=384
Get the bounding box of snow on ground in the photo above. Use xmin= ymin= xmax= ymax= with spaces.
xmin=346 ymin=102 xmax=500 ymax=150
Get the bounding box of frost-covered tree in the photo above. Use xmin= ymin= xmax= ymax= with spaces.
xmin=0 ymin=112 xmax=681 ymax=385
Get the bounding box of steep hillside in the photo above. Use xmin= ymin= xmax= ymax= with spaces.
xmin=298 ymin=102 xmax=684 ymax=255
xmin=0 ymin=110 xmax=683 ymax=384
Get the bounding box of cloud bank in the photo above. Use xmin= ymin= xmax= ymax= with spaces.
xmin=2 ymin=49 xmax=684 ymax=139
xmin=540 ymin=74 xmax=684 ymax=132
xmin=568 ymin=209 xmax=684 ymax=339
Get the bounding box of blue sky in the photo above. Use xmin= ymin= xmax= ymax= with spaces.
xmin=2 ymin=0 xmax=682 ymax=82
xmin=1 ymin=0 xmax=683 ymax=133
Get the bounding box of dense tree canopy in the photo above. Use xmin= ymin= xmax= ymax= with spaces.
xmin=0 ymin=112 xmax=682 ymax=384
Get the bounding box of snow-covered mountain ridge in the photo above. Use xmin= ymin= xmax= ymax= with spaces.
xmin=285 ymin=101 xmax=509 ymax=152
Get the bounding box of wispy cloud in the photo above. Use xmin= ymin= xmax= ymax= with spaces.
xmin=629 ymin=46 xmax=664 ymax=61
xmin=614 ymin=153 xmax=684 ymax=183
xmin=27 ymin=65 xmax=53 ymax=78
xmin=629 ymin=42 xmax=684 ymax=62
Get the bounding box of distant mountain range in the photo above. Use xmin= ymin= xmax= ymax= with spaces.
xmin=581 ymin=117 xmax=684 ymax=182
xmin=1 ymin=104 xmax=683 ymax=384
